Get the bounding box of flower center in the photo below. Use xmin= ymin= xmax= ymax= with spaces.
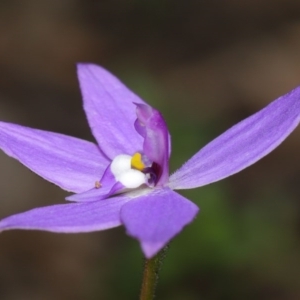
xmin=110 ymin=152 xmax=158 ymax=189
xmin=131 ymin=152 xmax=145 ymax=171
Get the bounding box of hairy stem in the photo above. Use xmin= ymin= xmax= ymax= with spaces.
xmin=139 ymin=246 xmax=168 ymax=300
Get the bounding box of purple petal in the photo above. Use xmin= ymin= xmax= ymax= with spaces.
xmin=67 ymin=163 xmax=118 ymax=201
xmin=66 ymin=187 xmax=112 ymax=202
xmin=120 ymin=188 xmax=199 ymax=258
xmin=135 ymin=104 xmax=169 ymax=185
xmin=0 ymin=195 xmax=132 ymax=233
xmin=0 ymin=121 xmax=109 ymax=193
xmin=77 ymin=64 xmax=146 ymax=159
xmin=66 ymin=183 xmax=125 ymax=202
xmin=169 ymin=86 xmax=300 ymax=189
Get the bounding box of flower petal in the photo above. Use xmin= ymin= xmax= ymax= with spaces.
xmin=169 ymin=86 xmax=300 ymax=189
xmin=77 ymin=64 xmax=145 ymax=158
xmin=135 ymin=104 xmax=169 ymax=185
xmin=66 ymin=182 xmax=125 ymax=202
xmin=0 ymin=121 xmax=109 ymax=193
xmin=0 ymin=195 xmax=131 ymax=233
xmin=120 ymin=188 xmax=199 ymax=258
xmin=65 ymin=187 xmax=113 ymax=202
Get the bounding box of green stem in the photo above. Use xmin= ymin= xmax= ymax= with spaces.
xmin=139 ymin=246 xmax=168 ymax=300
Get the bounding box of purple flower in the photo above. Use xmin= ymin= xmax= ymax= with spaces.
xmin=0 ymin=64 xmax=299 ymax=258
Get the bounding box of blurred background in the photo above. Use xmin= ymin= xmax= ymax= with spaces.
xmin=0 ymin=1 xmax=300 ymax=299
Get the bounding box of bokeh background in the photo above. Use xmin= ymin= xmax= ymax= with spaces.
xmin=0 ymin=1 xmax=300 ymax=299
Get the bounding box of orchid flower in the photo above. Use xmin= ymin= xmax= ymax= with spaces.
xmin=0 ymin=64 xmax=299 ymax=258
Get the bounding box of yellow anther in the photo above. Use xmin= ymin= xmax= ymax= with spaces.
xmin=131 ymin=152 xmax=145 ymax=171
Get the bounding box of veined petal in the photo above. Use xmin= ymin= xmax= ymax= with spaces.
xmin=120 ymin=188 xmax=199 ymax=258
xmin=67 ymin=162 xmax=118 ymax=202
xmin=77 ymin=64 xmax=145 ymax=159
xmin=66 ymin=181 xmax=125 ymax=202
xmin=0 ymin=194 xmax=131 ymax=233
xmin=169 ymin=86 xmax=300 ymax=189
xmin=66 ymin=186 xmax=113 ymax=202
xmin=135 ymin=104 xmax=169 ymax=185
xmin=0 ymin=121 xmax=108 ymax=193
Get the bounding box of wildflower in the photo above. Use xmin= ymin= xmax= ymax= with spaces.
xmin=0 ymin=64 xmax=299 ymax=258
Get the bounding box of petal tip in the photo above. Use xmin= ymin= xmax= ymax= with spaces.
xmin=141 ymin=241 xmax=165 ymax=258
xmin=76 ymin=62 xmax=97 ymax=75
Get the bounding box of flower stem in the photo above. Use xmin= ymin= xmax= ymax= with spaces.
xmin=139 ymin=246 xmax=168 ymax=300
